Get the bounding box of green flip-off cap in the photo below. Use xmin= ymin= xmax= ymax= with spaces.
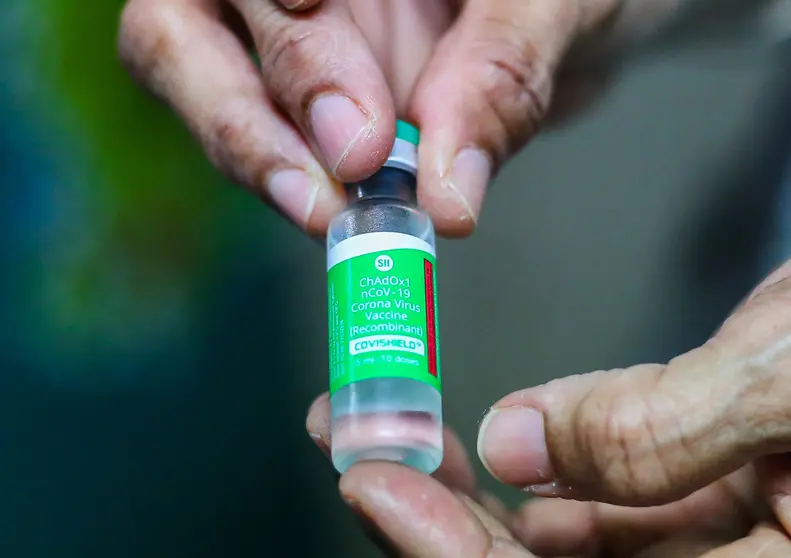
xmin=396 ymin=120 xmax=420 ymax=146
xmin=385 ymin=120 xmax=419 ymax=173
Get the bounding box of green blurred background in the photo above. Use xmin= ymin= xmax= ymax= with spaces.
xmin=2 ymin=1 xmax=791 ymax=556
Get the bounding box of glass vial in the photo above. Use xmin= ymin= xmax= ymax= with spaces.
xmin=326 ymin=121 xmax=443 ymax=475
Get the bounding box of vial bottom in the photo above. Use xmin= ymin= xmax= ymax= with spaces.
xmin=330 ymin=378 xmax=443 ymax=475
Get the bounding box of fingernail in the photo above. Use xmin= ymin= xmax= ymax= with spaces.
xmin=477 ymin=407 xmax=554 ymax=485
xmin=523 ymin=481 xmax=576 ymax=499
xmin=771 ymin=494 xmax=791 ymax=531
xmin=489 ymin=537 xmax=534 ymax=557
xmin=268 ymin=169 xmax=319 ymax=228
xmin=281 ymin=0 xmax=305 ymax=9
xmin=309 ymin=94 xmax=370 ymax=174
xmin=446 ymin=148 xmax=491 ymax=223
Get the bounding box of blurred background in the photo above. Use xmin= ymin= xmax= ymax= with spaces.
xmin=2 ymin=1 xmax=791 ymax=556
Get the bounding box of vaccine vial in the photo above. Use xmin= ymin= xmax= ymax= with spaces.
xmin=326 ymin=120 xmax=443 ymax=474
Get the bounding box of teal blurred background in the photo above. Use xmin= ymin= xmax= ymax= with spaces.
xmin=3 ymin=2 xmax=791 ymax=556
xmin=3 ymin=2 xmax=334 ymax=556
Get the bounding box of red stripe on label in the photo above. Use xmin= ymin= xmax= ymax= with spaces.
xmin=423 ymin=259 xmax=437 ymax=377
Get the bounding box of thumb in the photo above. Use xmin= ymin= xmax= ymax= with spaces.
xmin=477 ymin=261 xmax=791 ymax=506
xmin=407 ymin=0 xmax=619 ymax=236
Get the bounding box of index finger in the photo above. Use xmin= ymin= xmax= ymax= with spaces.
xmin=407 ymin=0 xmax=613 ymax=236
xmin=231 ymin=0 xmax=396 ymax=181
xmin=340 ymin=462 xmax=534 ymax=558
xmin=118 ymin=0 xmax=344 ymax=235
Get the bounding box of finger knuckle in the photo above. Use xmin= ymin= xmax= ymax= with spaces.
xmin=575 ymin=373 xmax=677 ymax=502
xmin=472 ymin=22 xmax=554 ymax=151
xmin=269 ymin=27 xmax=322 ymax=69
xmin=205 ymin=104 xmax=257 ymax=180
xmin=118 ymin=0 xmax=177 ymax=84
xmin=202 ymin=102 xmax=284 ymax=192
xmin=258 ymin=19 xmax=334 ymax=79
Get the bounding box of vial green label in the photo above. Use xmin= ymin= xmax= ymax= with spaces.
xmin=327 ymin=232 xmax=441 ymax=395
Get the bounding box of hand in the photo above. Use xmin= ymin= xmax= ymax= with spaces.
xmin=118 ymin=0 xmax=639 ymax=237
xmin=475 ymin=260 xmax=791 ymax=554
xmin=307 ymin=394 xmax=790 ymax=557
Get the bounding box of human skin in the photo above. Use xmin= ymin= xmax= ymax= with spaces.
xmin=118 ymin=0 xmax=791 ymax=555
xmin=118 ymin=0 xmax=678 ymax=237
xmin=305 ymin=262 xmax=791 ymax=557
